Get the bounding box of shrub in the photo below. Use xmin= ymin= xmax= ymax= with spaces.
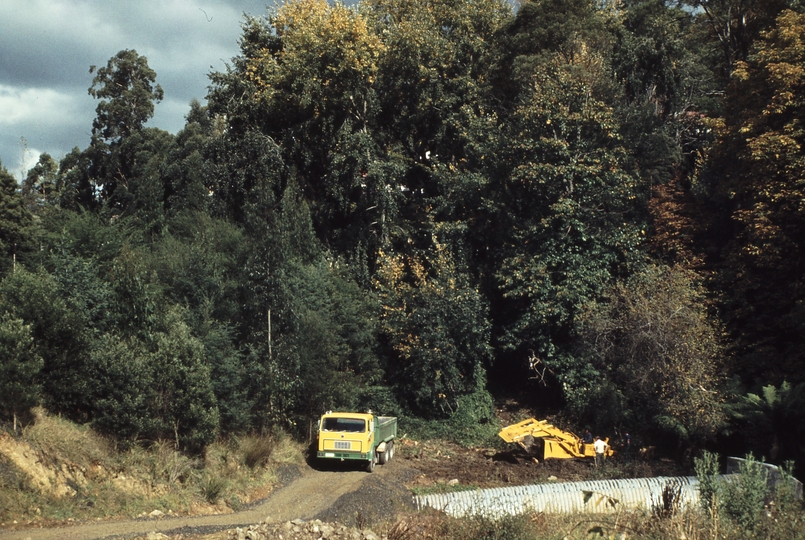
xmin=721 ymin=454 xmax=769 ymax=531
xmin=400 ymin=385 xmax=499 ymax=447
xmin=151 ymin=441 xmax=197 ymax=485
xmin=694 ymin=450 xmax=720 ymax=514
xmin=240 ymin=433 xmax=275 ymax=469
xmin=200 ymin=473 xmax=228 ymax=504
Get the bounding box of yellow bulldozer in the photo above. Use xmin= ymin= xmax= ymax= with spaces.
xmin=498 ymin=418 xmax=614 ymax=461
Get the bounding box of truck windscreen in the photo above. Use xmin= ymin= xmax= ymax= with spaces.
xmin=322 ymin=418 xmax=366 ymax=432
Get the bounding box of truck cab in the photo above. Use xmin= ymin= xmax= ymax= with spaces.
xmin=316 ymin=411 xmax=397 ymax=472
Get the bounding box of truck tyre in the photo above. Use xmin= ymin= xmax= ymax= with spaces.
xmin=388 ymin=440 xmax=394 ymax=461
xmin=378 ymin=449 xmax=387 ymax=465
xmin=366 ymin=453 xmax=376 ymax=473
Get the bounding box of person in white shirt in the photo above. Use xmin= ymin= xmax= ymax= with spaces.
xmin=593 ymin=436 xmax=608 ymax=467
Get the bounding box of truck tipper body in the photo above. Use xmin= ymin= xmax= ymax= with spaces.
xmin=316 ymin=412 xmax=397 ymax=472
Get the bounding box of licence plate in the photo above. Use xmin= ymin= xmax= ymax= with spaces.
xmin=324 ymin=452 xmax=335 ymax=457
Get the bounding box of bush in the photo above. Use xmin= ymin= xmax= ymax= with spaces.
xmin=694 ymin=450 xmax=721 ymax=514
xmin=240 ymin=433 xmax=275 ymax=469
xmin=400 ymin=382 xmax=499 ymax=447
xmin=0 ymin=315 xmax=43 ymax=427
xmin=148 ymin=441 xmax=197 ymax=485
xmin=200 ymin=473 xmax=228 ymax=504
xmin=721 ymin=454 xmax=769 ymax=531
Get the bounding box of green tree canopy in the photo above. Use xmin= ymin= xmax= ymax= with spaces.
xmin=574 ymin=265 xmax=725 ymax=442
xmin=701 ymin=9 xmax=805 ymax=383
xmin=0 ymin=160 xmax=34 ymax=275
xmin=0 ymin=314 xmax=43 ymax=425
xmin=89 ymin=49 xmax=164 ymax=143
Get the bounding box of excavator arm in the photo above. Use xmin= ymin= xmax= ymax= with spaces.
xmin=498 ymin=418 xmax=613 ymax=460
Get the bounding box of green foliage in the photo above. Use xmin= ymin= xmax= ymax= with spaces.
xmin=161 ymin=100 xmax=218 ymax=216
xmin=66 ymin=50 xmax=174 ymax=213
xmin=728 ymin=381 xmax=805 ymax=465
xmin=199 ymin=473 xmax=228 ymax=503
xmin=683 ymin=0 xmax=794 ymax=80
xmin=149 ymin=310 xmax=220 ymax=451
xmin=401 ymin=382 xmax=498 ymax=446
xmin=694 ymin=450 xmax=721 ymax=513
xmin=494 ymin=0 xmax=610 ymax=97
xmin=721 ymin=454 xmax=770 ymax=531
xmin=375 ymin=239 xmax=493 ymax=418
xmin=0 ymin=160 xmax=34 ymax=275
xmin=0 ymin=267 xmax=92 ymax=417
xmin=7 ymin=0 xmax=804 ymax=470
xmin=573 ymin=265 xmax=725 ymax=442
xmin=22 ymin=152 xmax=60 ymax=210
xmin=86 ymin=333 xmax=156 ymax=442
xmin=356 ymin=386 xmax=401 ymax=417
xmin=109 ymin=245 xmax=161 ymax=336
xmin=89 ymin=49 xmax=164 ymax=143
xmin=697 ymin=9 xmax=805 ymax=385
xmin=489 ymin=54 xmax=645 ymax=394
xmin=0 ymin=314 xmax=43 ymax=422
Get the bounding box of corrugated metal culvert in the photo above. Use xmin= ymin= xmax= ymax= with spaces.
xmin=414 ymin=476 xmax=730 ymax=518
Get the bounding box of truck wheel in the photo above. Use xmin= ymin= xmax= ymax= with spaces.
xmin=388 ymin=441 xmax=394 ymax=461
xmin=366 ymin=453 xmax=376 ymax=473
xmin=378 ymin=450 xmax=387 ymax=465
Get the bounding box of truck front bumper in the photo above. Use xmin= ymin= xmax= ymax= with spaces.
xmin=317 ymin=451 xmax=369 ymax=460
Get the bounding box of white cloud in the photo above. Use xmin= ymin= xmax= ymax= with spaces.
xmin=0 ymin=85 xmax=82 ymax=127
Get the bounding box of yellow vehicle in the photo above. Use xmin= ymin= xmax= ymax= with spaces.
xmin=316 ymin=411 xmax=397 ymax=472
xmin=498 ymin=418 xmax=614 ymax=461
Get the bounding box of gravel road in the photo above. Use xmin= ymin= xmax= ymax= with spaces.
xmin=0 ymin=458 xmax=414 ymax=540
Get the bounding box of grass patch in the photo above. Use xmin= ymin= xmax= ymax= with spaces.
xmin=386 ymin=502 xmax=805 ymax=540
xmin=200 ymin=473 xmax=228 ymax=504
xmin=23 ymin=408 xmax=112 ymax=468
xmin=239 ymin=434 xmax=274 ymax=469
xmin=0 ymin=409 xmax=303 ymax=525
xmin=411 ymin=482 xmax=480 ymax=496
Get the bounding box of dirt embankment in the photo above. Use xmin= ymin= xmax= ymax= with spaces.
xmin=0 ymin=454 xmax=414 ymax=540
xmin=0 ymin=435 xmax=690 ymax=540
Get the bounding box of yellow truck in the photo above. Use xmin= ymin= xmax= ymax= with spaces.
xmin=316 ymin=411 xmax=398 ymax=472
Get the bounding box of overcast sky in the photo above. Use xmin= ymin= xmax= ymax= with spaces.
xmin=0 ymin=0 xmax=285 ymax=181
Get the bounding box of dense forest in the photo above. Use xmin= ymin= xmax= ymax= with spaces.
xmin=1 ymin=0 xmax=804 ymax=468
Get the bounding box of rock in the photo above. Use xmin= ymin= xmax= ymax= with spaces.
xmin=229 ymin=518 xmax=386 ymax=540
xmin=548 ymin=475 xmax=558 ymax=481
xmin=447 ymin=479 xmax=459 ymax=486
xmin=149 ymin=510 xmax=164 ymax=518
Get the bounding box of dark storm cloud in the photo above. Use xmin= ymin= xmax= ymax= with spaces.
xmin=0 ymin=0 xmax=273 ymax=177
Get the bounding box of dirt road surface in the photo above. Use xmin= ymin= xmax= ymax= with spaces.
xmin=0 ymin=459 xmax=412 ymax=540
